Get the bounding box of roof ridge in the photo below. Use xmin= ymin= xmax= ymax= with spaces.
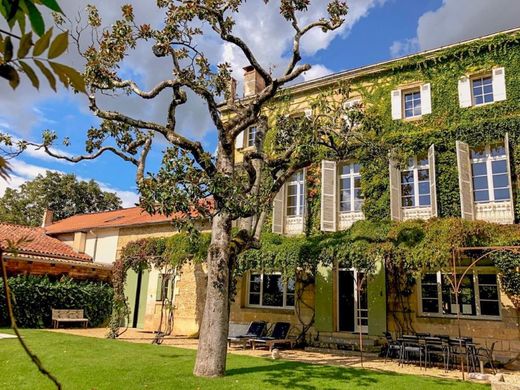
xmin=0 ymin=222 xmax=44 ymax=231
xmin=47 ymin=206 xmax=144 ymax=225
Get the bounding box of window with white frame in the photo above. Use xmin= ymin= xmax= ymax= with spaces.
xmin=247 ymin=126 xmax=257 ymax=147
xmin=403 ymin=90 xmax=422 ymax=118
xmin=400 ymin=156 xmax=431 ymax=208
xmin=339 ymin=163 xmax=363 ymax=212
xmin=419 ymin=271 xmax=500 ymax=317
xmin=472 ymin=75 xmax=494 ymax=106
xmin=471 ymin=143 xmax=510 ymax=203
xmin=286 ymin=171 xmax=304 ymax=217
xmin=247 ymin=272 xmax=295 ymax=308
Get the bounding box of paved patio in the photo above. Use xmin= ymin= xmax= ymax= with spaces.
xmin=49 ymin=328 xmax=519 ymax=384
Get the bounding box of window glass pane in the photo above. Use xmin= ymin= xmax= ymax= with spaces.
xmin=479 ymin=285 xmax=498 ymax=300
xmin=471 ymin=146 xmax=486 ymax=160
xmin=401 ymin=171 xmax=414 ymax=183
xmin=473 ymin=176 xmax=488 ymax=190
xmin=492 ymin=160 xmax=507 ymax=174
xmin=422 ymin=274 xmax=437 ymax=284
xmin=478 ymin=274 xmax=497 ymax=285
xmin=418 ymin=169 xmax=429 ymax=181
xmin=421 ymin=274 xmax=439 ymax=313
xmin=494 ymin=188 xmax=510 ymax=201
xmin=354 ymin=199 xmax=363 ymax=211
xmin=493 ymin=174 xmax=509 ymax=188
xmin=353 ymin=163 xmax=360 ymax=173
xmin=285 ymin=294 xmax=295 ymax=307
xmin=490 ymin=144 xmax=505 ymax=157
xmin=442 ymin=274 xmax=476 ymax=315
xmin=402 ymin=196 xmax=414 ymax=207
xmin=401 ymin=184 xmax=414 ymax=196
xmin=340 ymin=165 xmax=350 ymax=175
xmin=418 ymin=182 xmax=429 ymax=195
xmin=354 ymin=189 xmax=362 ymax=201
xmin=262 ymin=275 xmax=284 ymax=307
xmin=249 ymin=274 xmax=261 ymax=292
xmin=472 ymin=162 xmax=487 ymax=176
xmin=249 ymin=293 xmax=260 ymax=305
xmin=354 ymin=177 xmax=361 ymax=188
xmin=478 ymin=274 xmax=499 ymax=316
xmin=480 ymin=301 xmax=500 ymax=316
xmin=287 ymin=185 xmax=297 ymax=196
xmin=419 ymin=195 xmax=431 ymax=206
xmin=474 ymin=190 xmax=490 ymax=202
xmin=484 ymin=94 xmax=494 ymax=103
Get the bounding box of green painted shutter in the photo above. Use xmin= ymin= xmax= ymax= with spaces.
xmin=314 ymin=263 xmax=334 ymax=332
xmin=156 ymin=274 xmax=163 ymax=301
xmin=367 ymin=258 xmax=387 ymax=336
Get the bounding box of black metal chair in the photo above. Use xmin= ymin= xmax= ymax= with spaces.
xmin=424 ymin=337 xmax=449 ymax=371
xmin=447 ymin=338 xmax=470 ymax=371
xmin=399 ymin=335 xmax=425 ymax=369
xmin=476 ymin=341 xmax=498 ymax=374
xmin=383 ymin=332 xmax=401 ymax=362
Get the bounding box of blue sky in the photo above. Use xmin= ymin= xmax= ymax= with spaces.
xmin=1 ymin=0 xmax=519 ymax=207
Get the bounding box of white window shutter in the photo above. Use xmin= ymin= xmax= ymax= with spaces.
xmin=458 ymin=76 xmax=472 ymax=108
xmin=504 ymin=133 xmax=514 ymax=205
xmin=272 ymin=184 xmax=286 ymax=234
xmin=456 ymin=141 xmax=475 ymax=220
xmin=421 ymin=83 xmax=432 ymax=115
xmin=428 ymin=144 xmax=438 ymax=217
xmin=492 ymin=67 xmax=507 ymax=102
xmin=391 ymin=89 xmax=402 ymax=120
xmin=302 ymin=168 xmax=307 ymax=230
xmin=320 ymin=160 xmax=337 ymax=232
xmin=389 ymin=159 xmax=401 ymax=221
xmin=235 ymin=130 xmax=245 ymax=150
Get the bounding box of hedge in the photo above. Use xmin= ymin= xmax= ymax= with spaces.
xmin=0 ymin=275 xmax=113 ymax=328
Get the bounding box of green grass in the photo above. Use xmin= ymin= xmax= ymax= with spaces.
xmin=0 ymin=330 xmax=488 ymax=390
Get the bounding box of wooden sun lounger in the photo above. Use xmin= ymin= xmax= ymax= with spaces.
xmin=250 ymin=337 xmax=296 ymax=351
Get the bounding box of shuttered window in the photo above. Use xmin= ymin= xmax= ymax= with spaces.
xmin=472 ymin=76 xmax=494 ymax=105
xmin=471 ymin=143 xmax=511 ymax=203
xmin=403 ymin=90 xmax=422 ymax=118
xmin=400 ymin=156 xmax=430 ymax=208
xmin=339 ymin=163 xmax=363 ymax=212
xmin=286 ymin=171 xmax=304 ymax=217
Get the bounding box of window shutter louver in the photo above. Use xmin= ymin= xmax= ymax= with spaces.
xmin=320 ymin=160 xmax=337 ymax=232
xmin=272 ymin=183 xmax=286 ymax=234
xmin=391 ymin=89 xmax=402 ymax=120
xmin=389 ymin=159 xmax=401 ymax=221
xmin=458 ymin=76 xmax=472 ymax=108
xmin=421 ymin=83 xmax=432 ymax=115
xmin=428 ymin=144 xmax=438 ymax=217
xmin=456 ymin=140 xmax=475 ymax=220
xmin=504 ymin=133 xmax=514 ymax=206
xmin=492 ymin=67 xmax=507 ymax=102
xmin=235 ymin=130 xmax=245 ymax=150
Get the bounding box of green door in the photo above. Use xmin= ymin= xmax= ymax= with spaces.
xmin=124 ymin=269 xmax=150 ymax=329
xmin=367 ymin=259 xmax=387 ymax=336
xmin=315 ymin=263 xmax=335 ymax=332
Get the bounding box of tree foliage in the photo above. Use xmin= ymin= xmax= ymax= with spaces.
xmin=0 ymin=0 xmax=85 ymax=91
xmin=0 ymin=170 xmax=122 ymax=226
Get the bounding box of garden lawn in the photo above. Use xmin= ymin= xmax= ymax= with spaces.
xmin=0 ymin=330 xmax=489 ymax=390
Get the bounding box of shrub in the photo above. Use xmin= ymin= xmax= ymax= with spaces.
xmin=0 ymin=275 xmax=113 ymax=328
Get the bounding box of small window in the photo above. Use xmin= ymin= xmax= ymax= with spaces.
xmin=400 ymin=156 xmax=430 ymax=208
xmin=286 ymin=171 xmax=304 ymax=217
xmin=420 ymin=273 xmax=439 ymax=313
xmin=247 ymin=126 xmax=257 ymax=147
xmin=472 ymin=76 xmax=494 ymax=106
xmin=403 ymin=90 xmax=422 ymax=118
xmin=478 ymin=274 xmax=500 ymax=316
xmin=339 ymin=163 xmax=363 ymax=213
xmin=471 ymin=143 xmax=510 ymax=203
xmin=248 ymin=272 xmax=295 ymax=308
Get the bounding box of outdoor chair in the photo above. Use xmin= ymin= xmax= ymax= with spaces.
xmin=424 ymin=337 xmax=449 ymax=371
xmin=475 ymin=341 xmax=498 ymax=374
xmin=383 ymin=332 xmax=401 ymax=362
xmin=447 ymin=338 xmax=471 ymax=372
xmin=398 ymin=335 xmax=425 ymax=369
xmin=250 ymin=322 xmax=295 ymax=351
xmin=227 ymin=321 xmax=267 ymax=349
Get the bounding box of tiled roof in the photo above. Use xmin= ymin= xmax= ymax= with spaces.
xmin=44 ymin=205 xmax=207 ymax=234
xmin=0 ymin=223 xmax=92 ymax=262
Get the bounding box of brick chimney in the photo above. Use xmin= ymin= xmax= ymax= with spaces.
xmin=41 ymin=209 xmax=54 ymax=227
xmin=243 ymin=66 xmax=265 ymax=97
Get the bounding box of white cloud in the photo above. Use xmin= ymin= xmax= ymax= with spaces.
xmin=391 ymin=0 xmax=520 ymax=56
xmin=389 ymin=38 xmax=419 ymax=58
xmin=302 ymin=64 xmax=334 ymax=81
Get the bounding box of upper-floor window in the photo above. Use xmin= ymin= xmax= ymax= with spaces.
xmin=403 ymin=90 xmax=421 ymax=118
xmin=420 ymin=271 xmax=500 ymax=318
xmin=401 ymin=156 xmax=431 ymax=208
xmin=248 ymin=272 xmax=295 ymax=308
xmin=286 ymin=171 xmax=304 ymax=217
xmin=339 ymin=163 xmax=363 ymax=212
xmin=459 ymin=68 xmax=506 ymax=108
xmin=471 ymin=143 xmax=510 ymax=203
xmin=247 ymin=126 xmax=257 ymax=147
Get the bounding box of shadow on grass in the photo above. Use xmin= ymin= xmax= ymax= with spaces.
xmin=226 ymin=359 xmax=473 ymax=390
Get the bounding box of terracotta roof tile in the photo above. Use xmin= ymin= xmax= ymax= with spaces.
xmin=44 ymin=203 xmax=212 ymax=235
xmin=0 ymin=223 xmax=92 ymax=262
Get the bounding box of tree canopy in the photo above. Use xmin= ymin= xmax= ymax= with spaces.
xmin=0 ymin=171 xmax=122 ymax=226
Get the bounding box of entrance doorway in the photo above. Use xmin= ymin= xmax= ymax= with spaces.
xmin=337 ymin=269 xmax=368 ymax=333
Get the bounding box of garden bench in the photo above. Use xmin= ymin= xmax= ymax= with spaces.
xmin=51 ymin=309 xmax=88 ymax=329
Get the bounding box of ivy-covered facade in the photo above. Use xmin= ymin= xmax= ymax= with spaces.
xmin=232 ymin=28 xmax=520 ymax=362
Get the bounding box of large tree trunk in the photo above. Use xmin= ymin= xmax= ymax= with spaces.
xmin=193 ymin=145 xmax=233 ymax=377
